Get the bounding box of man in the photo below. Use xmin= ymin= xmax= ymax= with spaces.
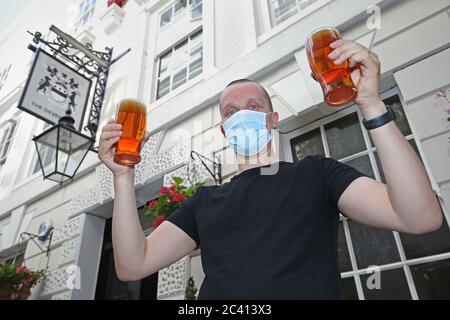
xmin=98 ymin=39 xmax=443 ymax=299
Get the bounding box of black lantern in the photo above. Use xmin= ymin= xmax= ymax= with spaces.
xmin=33 ymin=111 xmax=94 ymax=184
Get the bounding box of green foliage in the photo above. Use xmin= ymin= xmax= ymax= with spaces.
xmin=145 ymin=177 xmax=204 ymax=228
xmin=0 ymin=263 xmax=47 ymax=289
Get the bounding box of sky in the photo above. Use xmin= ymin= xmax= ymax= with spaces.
xmin=0 ymin=0 xmax=32 ymax=30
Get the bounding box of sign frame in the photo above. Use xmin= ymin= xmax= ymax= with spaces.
xmin=18 ymin=49 xmax=92 ymax=132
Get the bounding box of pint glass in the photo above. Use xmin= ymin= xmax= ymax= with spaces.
xmin=306 ymin=27 xmax=358 ymax=107
xmin=114 ymin=99 xmax=147 ymax=166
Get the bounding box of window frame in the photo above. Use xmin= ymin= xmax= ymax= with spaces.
xmin=73 ymin=0 xmax=97 ymax=34
xmin=159 ymin=0 xmax=202 ymax=30
xmin=0 ymin=119 xmax=18 ymax=168
xmin=0 ymin=64 xmax=12 ymax=92
xmin=155 ymin=30 xmax=203 ymax=100
xmin=283 ymin=87 xmax=450 ymax=299
xmin=269 ymin=0 xmax=301 ymax=26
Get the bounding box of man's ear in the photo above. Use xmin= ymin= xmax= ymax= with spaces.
xmin=267 ymin=112 xmax=279 ymax=130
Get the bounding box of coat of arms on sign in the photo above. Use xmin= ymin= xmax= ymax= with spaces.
xmin=18 ymin=49 xmax=92 ymax=132
xmin=36 ymin=65 xmax=81 ymax=113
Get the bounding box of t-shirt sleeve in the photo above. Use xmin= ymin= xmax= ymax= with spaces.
xmin=317 ymin=155 xmax=367 ymax=211
xmin=166 ymin=191 xmax=200 ymax=247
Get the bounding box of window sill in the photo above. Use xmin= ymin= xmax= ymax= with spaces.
xmin=149 ymin=74 xmax=204 ymax=113
xmin=258 ymin=0 xmax=333 ymax=46
xmin=100 ymin=2 xmax=126 ymax=36
xmin=74 ymin=27 xmax=97 ymax=46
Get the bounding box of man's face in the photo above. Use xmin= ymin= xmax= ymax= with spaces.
xmin=219 ymin=82 xmax=278 ymax=135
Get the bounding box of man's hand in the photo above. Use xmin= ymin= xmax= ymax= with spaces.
xmin=327 ymin=39 xmax=384 ymax=117
xmin=98 ymin=119 xmax=150 ymax=177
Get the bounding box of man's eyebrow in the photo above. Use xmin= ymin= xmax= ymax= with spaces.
xmin=223 ymin=102 xmax=236 ymax=110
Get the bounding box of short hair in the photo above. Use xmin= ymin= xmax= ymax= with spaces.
xmin=221 ymin=79 xmax=273 ymax=112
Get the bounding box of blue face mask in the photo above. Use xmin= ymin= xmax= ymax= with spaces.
xmin=222 ymin=110 xmax=273 ymax=157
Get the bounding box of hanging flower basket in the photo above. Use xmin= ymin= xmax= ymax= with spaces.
xmin=107 ymin=0 xmax=128 ymax=8
xmin=0 ymin=264 xmax=46 ymax=300
xmin=146 ymin=177 xmax=204 ymax=229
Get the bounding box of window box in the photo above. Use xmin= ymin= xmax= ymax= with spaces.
xmin=100 ymin=2 xmax=126 ymax=35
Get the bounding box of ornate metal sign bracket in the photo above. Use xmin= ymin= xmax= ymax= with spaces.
xmin=27 ymin=25 xmax=130 ymax=152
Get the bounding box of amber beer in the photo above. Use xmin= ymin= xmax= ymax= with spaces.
xmin=306 ymin=27 xmax=358 ymax=107
xmin=114 ymin=99 xmax=147 ymax=166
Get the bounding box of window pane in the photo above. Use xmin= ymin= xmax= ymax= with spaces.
xmin=190 ymin=0 xmax=202 ymax=20
xmin=190 ymin=32 xmax=203 ymax=56
xmin=189 ymin=57 xmax=202 ymax=80
xmin=172 ymin=41 xmax=188 ymax=70
xmin=325 ymin=113 xmax=365 ymax=160
xmin=174 ymin=0 xmax=187 ymax=16
xmin=385 ymin=95 xmax=412 ymax=137
xmin=368 ymin=95 xmax=412 ymax=147
xmin=272 ymin=0 xmax=298 ymax=24
xmin=338 ymin=221 xmax=352 ymax=272
xmin=400 ymin=215 xmax=450 ymax=260
xmin=83 ymin=0 xmax=90 ymax=12
xmin=348 ymin=220 xmax=400 ymax=269
xmin=160 ymin=8 xmax=172 ymax=27
xmin=344 ymin=155 xmax=374 ymax=179
xmin=360 ymin=268 xmax=411 ymax=300
xmin=159 ymin=52 xmax=172 ymax=79
xmin=341 ymin=277 xmax=359 ymax=300
xmin=157 ymin=77 xmax=170 ymax=99
xmin=172 ymin=68 xmax=187 ymax=90
xmin=410 ymin=258 xmax=450 ymax=299
xmin=290 ymin=128 xmax=324 ymax=162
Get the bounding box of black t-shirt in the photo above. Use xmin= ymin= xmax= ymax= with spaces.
xmin=166 ymin=155 xmax=365 ymax=299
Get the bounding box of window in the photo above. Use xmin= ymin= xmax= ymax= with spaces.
xmin=73 ymin=0 xmax=97 ymax=34
xmin=156 ymin=31 xmax=203 ymax=99
xmin=32 ymin=123 xmax=56 ymax=175
xmin=287 ymin=89 xmax=450 ymax=299
xmin=0 ymin=120 xmax=18 ymax=168
xmin=270 ymin=0 xmax=319 ymax=26
xmin=190 ymin=0 xmax=203 ymax=21
xmin=160 ymin=0 xmax=202 ymax=28
xmin=0 ymin=64 xmax=12 ymax=93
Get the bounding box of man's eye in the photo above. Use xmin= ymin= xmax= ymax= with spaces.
xmin=248 ymin=104 xmax=258 ymax=110
xmin=226 ymin=110 xmax=236 ymax=117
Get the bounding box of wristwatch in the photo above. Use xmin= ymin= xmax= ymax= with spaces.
xmin=362 ymin=106 xmax=396 ymax=130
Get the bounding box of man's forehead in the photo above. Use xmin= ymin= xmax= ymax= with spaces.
xmin=221 ymin=82 xmax=266 ymax=105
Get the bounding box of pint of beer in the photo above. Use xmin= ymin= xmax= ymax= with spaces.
xmin=306 ymin=27 xmax=358 ymax=107
xmin=114 ymin=99 xmax=147 ymax=166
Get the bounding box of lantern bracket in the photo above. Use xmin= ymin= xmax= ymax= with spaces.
xmin=19 ymin=230 xmax=54 ymax=257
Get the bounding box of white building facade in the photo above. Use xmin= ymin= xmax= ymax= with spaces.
xmin=0 ymin=0 xmax=449 ymax=300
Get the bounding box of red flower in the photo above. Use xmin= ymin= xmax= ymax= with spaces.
xmin=172 ymin=193 xmax=185 ymax=202
xmin=169 ymin=184 xmax=176 ymax=196
xmin=24 ymin=277 xmax=34 ymax=287
xmin=160 ymin=187 xmax=170 ymax=195
xmin=148 ymin=199 xmax=157 ymax=208
xmin=152 ymin=215 xmax=166 ymax=228
xmin=15 ymin=265 xmax=27 ymax=274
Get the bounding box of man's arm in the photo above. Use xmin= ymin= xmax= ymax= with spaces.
xmin=338 ymin=107 xmax=443 ymax=234
xmin=328 ymin=40 xmax=443 ymax=234
xmin=112 ymin=174 xmax=196 ymax=281
xmin=98 ymin=121 xmax=196 ymax=282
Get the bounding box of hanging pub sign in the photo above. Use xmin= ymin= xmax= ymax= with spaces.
xmin=18 ymin=49 xmax=92 ymax=131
